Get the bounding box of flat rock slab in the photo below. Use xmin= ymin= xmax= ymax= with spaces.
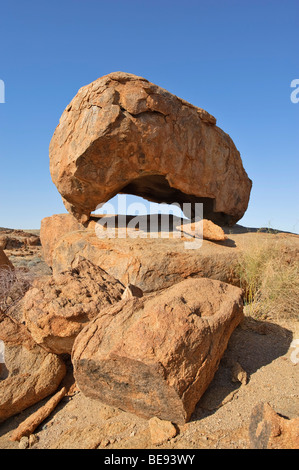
xmin=72 ymin=278 xmax=244 ymax=424
xmin=40 ymin=214 xmax=299 ymax=294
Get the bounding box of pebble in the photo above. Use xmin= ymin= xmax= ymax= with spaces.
xmin=29 ymin=434 xmax=38 ymax=447
xmin=100 ymin=438 xmax=110 ymax=448
xmin=18 ymin=436 xmax=29 ymax=449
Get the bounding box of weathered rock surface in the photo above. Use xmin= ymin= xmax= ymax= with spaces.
xmin=178 ymin=218 xmax=227 ymax=241
xmin=40 ymin=213 xmax=239 ymax=292
xmin=249 ymin=402 xmax=299 ymax=449
xmin=23 ymin=259 xmax=125 ymax=355
xmin=40 ymin=213 xmax=299 ymax=294
xmin=72 ymin=278 xmax=244 ymax=424
xmin=0 ymin=248 xmax=13 ymax=271
xmin=49 ymin=72 xmax=252 ymax=225
xmin=40 ymin=214 xmax=83 ymax=266
xmin=0 ymin=310 xmax=66 ymax=422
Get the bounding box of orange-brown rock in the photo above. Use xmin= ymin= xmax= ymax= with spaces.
xmin=0 ymin=229 xmax=40 ymax=250
xmin=10 ymin=386 xmax=67 ymax=441
xmin=23 ymin=258 xmax=125 ymax=355
xmin=149 ymin=417 xmax=177 ymax=445
xmin=249 ymin=402 xmax=299 ymax=449
xmin=178 ymin=218 xmax=227 ymax=241
xmin=0 ymin=310 xmax=66 ymax=422
xmin=0 ymin=248 xmax=13 ymax=271
xmin=40 ymin=213 xmax=299 ymax=294
xmin=40 ymin=213 xmax=83 ymax=266
xmin=49 ymin=72 xmax=252 ymax=225
xmin=72 ymin=278 xmax=243 ymax=424
xmin=40 ymin=213 xmax=239 ymax=293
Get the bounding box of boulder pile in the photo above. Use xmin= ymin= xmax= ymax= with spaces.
xmin=0 ymin=73 xmax=252 ymax=427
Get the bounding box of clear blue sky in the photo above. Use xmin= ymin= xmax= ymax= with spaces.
xmin=0 ymin=0 xmax=298 ymax=232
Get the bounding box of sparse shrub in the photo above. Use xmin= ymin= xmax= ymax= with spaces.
xmin=0 ymin=267 xmax=34 ymax=315
xmin=236 ymin=240 xmax=299 ymax=321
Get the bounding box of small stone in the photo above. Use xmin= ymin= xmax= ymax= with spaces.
xmin=100 ymin=438 xmax=110 ymax=448
xmin=231 ymin=361 xmax=248 ymax=385
xmin=149 ymin=417 xmax=177 ymax=446
xmin=29 ymin=434 xmax=38 ymax=447
xmin=18 ymin=436 xmax=29 ymax=449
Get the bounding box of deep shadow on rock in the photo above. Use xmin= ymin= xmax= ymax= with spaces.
xmin=191 ymin=317 xmax=293 ymax=421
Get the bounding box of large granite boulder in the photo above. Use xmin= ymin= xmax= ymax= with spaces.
xmin=49 ymin=72 xmax=252 ymax=225
xmin=72 ymin=278 xmax=244 ymax=424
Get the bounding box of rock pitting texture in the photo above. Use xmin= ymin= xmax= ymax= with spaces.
xmin=72 ymin=278 xmax=244 ymax=424
xmin=23 ymin=259 xmax=125 ymax=354
xmin=0 ymin=310 xmax=66 ymax=422
xmin=49 ymin=72 xmax=252 ymax=225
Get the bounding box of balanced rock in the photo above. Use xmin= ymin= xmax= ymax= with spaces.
xmin=49 ymin=72 xmax=252 ymax=225
xmin=23 ymin=258 xmax=125 ymax=354
xmin=0 ymin=310 xmax=66 ymax=422
xmin=72 ymin=278 xmax=243 ymax=424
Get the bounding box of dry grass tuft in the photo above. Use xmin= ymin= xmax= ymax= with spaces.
xmin=236 ymin=240 xmax=299 ymax=321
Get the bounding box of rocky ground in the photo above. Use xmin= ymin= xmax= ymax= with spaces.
xmin=0 ymin=227 xmax=51 ymax=278
xmin=0 ymin=226 xmax=298 ymax=450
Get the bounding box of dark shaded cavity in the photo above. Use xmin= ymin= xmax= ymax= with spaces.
xmin=120 ymin=174 xmax=230 ymax=224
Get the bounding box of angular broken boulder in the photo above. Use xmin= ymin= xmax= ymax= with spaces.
xmin=23 ymin=259 xmax=125 ymax=355
xmin=72 ymin=278 xmax=243 ymax=424
xmin=49 ymin=72 xmax=252 ymax=225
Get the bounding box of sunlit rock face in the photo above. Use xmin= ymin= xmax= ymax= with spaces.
xmin=49 ymin=72 xmax=252 ymax=225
